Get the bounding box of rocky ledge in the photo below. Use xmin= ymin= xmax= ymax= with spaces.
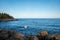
xmin=0 ymin=29 xmax=25 ymax=40
xmin=0 ymin=30 xmax=60 ymax=40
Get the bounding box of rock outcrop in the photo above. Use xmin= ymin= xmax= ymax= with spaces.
xmin=40 ymin=30 xmax=48 ymax=36
xmin=0 ymin=29 xmax=25 ymax=40
xmin=0 ymin=29 xmax=60 ymax=40
xmin=37 ymin=30 xmax=56 ymax=40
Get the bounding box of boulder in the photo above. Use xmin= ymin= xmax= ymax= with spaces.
xmin=0 ymin=29 xmax=25 ymax=40
xmin=40 ymin=30 xmax=48 ymax=36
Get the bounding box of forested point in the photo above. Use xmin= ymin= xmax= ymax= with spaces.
xmin=0 ymin=13 xmax=14 ymax=19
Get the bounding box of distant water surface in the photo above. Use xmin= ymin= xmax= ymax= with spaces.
xmin=0 ymin=18 xmax=60 ymax=36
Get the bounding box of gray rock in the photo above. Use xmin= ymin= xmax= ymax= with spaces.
xmin=0 ymin=30 xmax=25 ymax=40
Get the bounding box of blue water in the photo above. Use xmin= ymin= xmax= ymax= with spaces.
xmin=0 ymin=18 xmax=60 ymax=36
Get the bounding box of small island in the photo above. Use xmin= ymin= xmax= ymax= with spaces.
xmin=0 ymin=13 xmax=14 ymax=21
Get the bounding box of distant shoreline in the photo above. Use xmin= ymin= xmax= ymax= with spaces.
xmin=0 ymin=19 xmax=16 ymax=21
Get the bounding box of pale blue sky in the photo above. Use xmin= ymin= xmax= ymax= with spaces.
xmin=0 ymin=0 xmax=60 ymax=18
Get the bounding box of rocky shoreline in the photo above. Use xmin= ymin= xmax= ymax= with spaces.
xmin=0 ymin=29 xmax=25 ymax=40
xmin=0 ymin=29 xmax=60 ymax=40
xmin=0 ymin=19 xmax=17 ymax=22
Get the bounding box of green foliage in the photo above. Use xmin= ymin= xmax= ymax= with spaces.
xmin=0 ymin=13 xmax=14 ymax=19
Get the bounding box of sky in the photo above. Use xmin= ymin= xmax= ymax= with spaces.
xmin=0 ymin=0 xmax=60 ymax=18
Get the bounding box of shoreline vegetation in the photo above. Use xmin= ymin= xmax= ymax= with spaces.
xmin=0 ymin=29 xmax=60 ymax=40
xmin=0 ymin=13 xmax=15 ymax=21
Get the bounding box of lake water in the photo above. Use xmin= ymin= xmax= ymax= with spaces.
xmin=0 ymin=18 xmax=60 ymax=36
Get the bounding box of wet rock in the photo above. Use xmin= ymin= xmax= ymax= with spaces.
xmin=40 ymin=30 xmax=48 ymax=36
xmin=37 ymin=30 xmax=57 ymax=40
xmin=33 ymin=36 xmax=39 ymax=40
xmin=0 ymin=30 xmax=25 ymax=40
xmin=28 ymin=35 xmax=34 ymax=40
